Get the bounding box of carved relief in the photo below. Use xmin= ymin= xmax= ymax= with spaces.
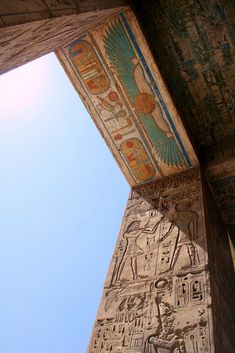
xmin=210 ymin=176 xmax=235 ymax=230
xmin=87 ymin=168 xmax=212 ymax=353
xmin=120 ymin=139 xmax=156 ymax=181
xmin=58 ymin=9 xmax=197 ymax=186
xmin=134 ymin=0 xmax=235 ymax=147
xmin=45 ymin=0 xmax=76 ymax=9
xmin=0 ymin=8 xmax=124 ymax=74
xmin=158 ymin=198 xmax=200 ymax=272
xmin=175 ymin=280 xmax=189 ymax=307
xmin=68 ymin=39 xmax=110 ymax=95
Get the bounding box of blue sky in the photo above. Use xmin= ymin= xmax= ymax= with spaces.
xmin=0 ymin=53 xmax=129 ymax=353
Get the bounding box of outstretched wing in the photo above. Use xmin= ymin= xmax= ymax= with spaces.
xmin=104 ymin=19 xmax=186 ymax=167
xmin=104 ymin=19 xmax=138 ymax=99
xmin=142 ymin=115 xmax=186 ymax=167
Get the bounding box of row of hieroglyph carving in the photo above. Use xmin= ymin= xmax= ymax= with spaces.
xmin=87 ymin=167 xmax=212 ymax=353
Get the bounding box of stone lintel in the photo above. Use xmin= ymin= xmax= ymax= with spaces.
xmin=0 ymin=0 xmax=131 ymax=27
xmin=56 ymin=8 xmax=197 ymax=186
xmin=0 ymin=7 xmax=127 ymax=74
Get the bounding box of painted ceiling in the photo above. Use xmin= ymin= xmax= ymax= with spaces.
xmin=57 ymin=9 xmax=197 ymax=186
xmin=133 ymin=0 xmax=235 ymax=150
xmin=131 ymin=0 xmax=235 ymax=240
xmin=0 ymin=0 xmax=234 ymax=242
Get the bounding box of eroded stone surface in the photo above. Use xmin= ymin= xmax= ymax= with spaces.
xmin=88 ymin=168 xmax=214 ymax=353
xmin=133 ymin=0 xmax=235 ymax=149
xmin=0 ymin=0 xmax=129 ymax=27
xmin=204 ymin=138 xmax=235 ymax=241
xmin=0 ymin=8 xmax=126 ymax=74
xmin=0 ymin=3 xmax=234 ymax=350
xmin=87 ymin=167 xmax=235 ymax=353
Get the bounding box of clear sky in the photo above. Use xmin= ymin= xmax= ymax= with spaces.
xmin=0 ymin=53 xmax=129 ymax=353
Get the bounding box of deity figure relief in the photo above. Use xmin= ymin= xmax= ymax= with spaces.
xmin=159 ymin=198 xmax=199 ymax=272
xmin=131 ymin=57 xmax=173 ymax=137
xmin=104 ymin=19 xmax=187 ymax=168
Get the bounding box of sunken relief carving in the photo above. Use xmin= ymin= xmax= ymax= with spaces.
xmin=87 ymin=168 xmax=213 ymax=353
xmin=134 ymin=0 xmax=235 ymax=147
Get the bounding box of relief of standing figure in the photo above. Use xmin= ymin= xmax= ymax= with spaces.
xmin=159 ymin=198 xmax=199 ymax=272
xmin=112 ymin=221 xmax=144 ymax=284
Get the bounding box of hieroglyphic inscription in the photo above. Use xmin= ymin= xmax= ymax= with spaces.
xmin=210 ymin=176 xmax=235 ymax=233
xmin=60 ymin=32 xmax=158 ymax=184
xmin=87 ymin=167 xmax=212 ymax=353
xmin=57 ymin=9 xmax=197 ymax=186
xmin=0 ymin=8 xmax=125 ymax=74
xmin=134 ymin=0 xmax=235 ymax=147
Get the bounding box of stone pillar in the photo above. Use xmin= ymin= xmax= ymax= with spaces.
xmin=87 ymin=167 xmax=235 ymax=353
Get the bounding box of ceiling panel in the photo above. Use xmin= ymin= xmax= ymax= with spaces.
xmin=57 ymin=9 xmax=197 ymax=186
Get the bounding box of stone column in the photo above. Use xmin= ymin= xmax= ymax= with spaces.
xmin=87 ymin=167 xmax=235 ymax=353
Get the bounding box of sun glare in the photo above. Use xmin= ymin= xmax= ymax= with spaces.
xmin=0 ymin=56 xmax=50 ymax=118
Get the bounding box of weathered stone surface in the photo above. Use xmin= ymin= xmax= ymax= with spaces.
xmin=1 ymin=3 xmax=235 ymax=234
xmin=133 ymin=0 xmax=235 ymax=150
xmin=204 ymin=138 xmax=235 ymax=242
xmin=87 ymin=167 xmax=235 ymax=353
xmin=0 ymin=8 xmax=126 ymax=74
xmin=57 ymin=9 xmax=197 ymax=186
xmin=0 ymin=3 xmax=234 ymax=350
xmin=202 ymin=177 xmax=235 ymax=352
xmin=0 ymin=0 xmax=130 ymax=27
xmin=1 ymin=1 xmax=235 ymax=151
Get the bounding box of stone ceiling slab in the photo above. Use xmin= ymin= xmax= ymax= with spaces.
xmin=0 ymin=8 xmax=126 ymax=74
xmin=57 ymin=9 xmax=197 ymax=186
xmin=0 ymin=1 xmax=130 ymax=27
xmin=133 ymin=0 xmax=235 ymax=150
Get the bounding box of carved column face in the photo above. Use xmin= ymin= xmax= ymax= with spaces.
xmin=87 ymin=167 xmax=217 ymax=353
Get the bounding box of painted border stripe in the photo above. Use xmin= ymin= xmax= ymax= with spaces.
xmin=120 ymin=12 xmax=192 ymax=167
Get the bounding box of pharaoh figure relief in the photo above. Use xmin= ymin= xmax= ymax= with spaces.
xmin=87 ymin=168 xmax=212 ymax=353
